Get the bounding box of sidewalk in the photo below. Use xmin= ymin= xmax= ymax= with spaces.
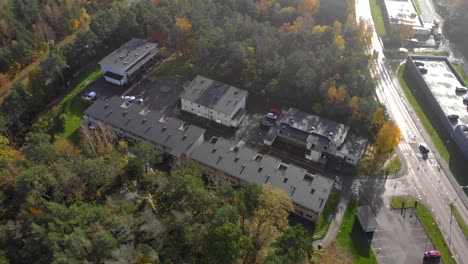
xmin=312 ymin=180 xmax=352 ymax=248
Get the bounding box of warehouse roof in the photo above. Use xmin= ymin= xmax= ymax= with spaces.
xmin=411 ymin=57 xmax=468 ymax=126
xmin=191 ymin=138 xmax=334 ymax=214
xmin=99 ymin=38 xmax=159 ymax=76
xmin=180 ymin=75 xmax=248 ymax=115
xmin=84 ymin=96 xmax=205 ymax=157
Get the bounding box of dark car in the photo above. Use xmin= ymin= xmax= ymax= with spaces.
xmin=419 ymin=144 xmax=430 ymax=157
xmin=423 ymin=250 xmax=441 ymax=261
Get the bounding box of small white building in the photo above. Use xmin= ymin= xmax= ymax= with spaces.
xmin=99 ymin=39 xmax=159 ymax=86
xmin=180 ymin=75 xmax=248 ymax=127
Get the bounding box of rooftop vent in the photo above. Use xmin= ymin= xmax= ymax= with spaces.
xmin=211 ymin=148 xmax=217 ymax=154
xmin=232 ymin=145 xmax=240 ymax=153
xmin=258 ymin=166 xmax=263 ymax=173
xmin=123 ymin=110 xmax=128 ymax=116
xmin=134 ymin=53 xmax=138 ymax=57
xmin=187 ymin=141 xmax=194 ymax=149
xmin=182 ymin=134 xmax=187 ymax=140
xmin=278 ymin=163 xmax=288 ymax=172
xmin=291 ymin=186 xmax=297 ymax=196
xmin=209 ymin=137 xmax=219 ymax=144
xmin=283 ymin=177 xmax=288 ymax=183
xmin=264 ymin=175 xmax=270 ymax=184
xmin=240 ymin=165 xmax=246 ymax=174
xmin=217 ymin=155 xmax=223 ymax=164
xmin=145 ymin=45 xmax=149 ymax=48
xmin=304 ymin=173 xmax=314 ymax=183
xmin=234 ymin=157 xmax=239 ymax=163
xmin=142 ymin=118 xmax=147 ymax=123
xmin=124 ymin=62 xmax=128 ymax=65
xmin=254 ymin=153 xmax=264 ymax=162
xmin=329 ymin=132 xmax=334 ymax=137
xmin=146 ymin=125 xmax=152 ymax=132
xmin=310 ymin=188 xmax=316 ymax=195
xmin=104 ymin=103 xmax=110 ymax=109
xmin=161 ymin=126 xmax=167 ymax=132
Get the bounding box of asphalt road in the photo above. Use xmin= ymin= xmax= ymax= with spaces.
xmin=355 ymin=0 xmax=468 ymax=263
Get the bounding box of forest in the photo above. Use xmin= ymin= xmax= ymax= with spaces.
xmin=0 ymin=129 xmax=314 ymax=263
xmin=0 ymin=0 xmax=385 ymax=145
xmin=443 ymin=0 xmax=468 ymax=59
xmin=0 ymin=0 xmax=390 ymax=262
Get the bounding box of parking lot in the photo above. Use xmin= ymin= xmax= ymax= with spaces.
xmin=371 ymin=204 xmax=434 ymax=264
xmin=123 ymin=76 xmax=185 ymax=116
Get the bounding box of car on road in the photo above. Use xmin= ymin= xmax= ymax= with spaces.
xmin=423 ymin=250 xmax=441 ymax=261
xmin=419 ymin=144 xmax=430 ymax=157
xmin=456 ymin=86 xmax=468 ymax=92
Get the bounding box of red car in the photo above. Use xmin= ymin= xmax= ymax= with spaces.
xmin=268 ymin=108 xmax=281 ymax=116
xmin=423 ymin=250 xmax=441 ymax=261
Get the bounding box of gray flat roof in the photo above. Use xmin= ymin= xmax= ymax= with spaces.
xmin=99 ymin=39 xmax=159 ymax=75
xmin=384 ymin=0 xmax=423 ymax=27
xmin=180 ymin=75 xmax=248 ymax=115
xmin=339 ymin=133 xmax=368 ymax=158
xmin=84 ymin=96 xmax=205 ymax=157
xmin=412 ymin=58 xmax=468 ymax=126
xmin=279 ymin=108 xmax=349 ymax=145
xmin=190 ymin=138 xmax=334 ymax=214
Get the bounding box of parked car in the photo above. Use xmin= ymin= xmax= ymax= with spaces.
xmin=423 ymin=250 xmax=441 ymax=261
xmin=85 ymin=91 xmax=96 ymax=100
xmin=268 ymin=108 xmax=281 ymax=116
xmin=456 ymin=86 xmax=468 ymax=92
xmin=463 ymin=95 xmax=468 ymax=104
xmin=266 ymin=112 xmax=278 ymax=120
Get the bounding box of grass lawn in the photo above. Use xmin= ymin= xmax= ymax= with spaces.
xmin=413 ymin=0 xmax=422 ymax=14
xmin=58 ymin=66 xmax=102 ymax=142
xmin=369 ymin=0 xmax=387 ymax=37
xmin=391 ymin=197 xmax=455 ymax=264
xmin=451 ymin=205 xmax=468 ymax=240
xmin=453 ymin=63 xmax=468 ymax=84
xmin=313 ymin=191 xmax=340 ymax=239
xmin=382 ymin=155 xmax=402 ymax=175
xmin=336 ymin=200 xmax=377 ymax=264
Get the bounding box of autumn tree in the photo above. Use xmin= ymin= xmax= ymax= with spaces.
xmin=297 ymin=0 xmax=320 ymax=15
xmin=370 ymin=107 xmax=386 ymax=131
xmin=349 ymin=96 xmax=361 ymax=121
xmin=375 ymin=120 xmax=402 ymax=152
xmin=327 ymin=85 xmax=347 ymax=104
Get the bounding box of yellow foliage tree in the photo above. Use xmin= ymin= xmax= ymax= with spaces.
xmin=371 ymin=107 xmax=385 ymax=128
xmin=175 ymin=16 xmax=192 ymax=34
xmin=375 ymin=120 xmax=402 ymax=152
xmin=69 ymin=18 xmax=80 ymax=32
xmin=297 ymin=0 xmax=320 ymax=15
xmin=0 ymin=135 xmax=22 ymax=166
xmin=349 ymin=96 xmax=361 ymax=121
xmin=327 ymin=85 xmax=347 ymax=104
xmin=245 ymin=185 xmax=293 ymax=263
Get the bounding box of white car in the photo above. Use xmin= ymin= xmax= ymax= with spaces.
xmin=266 ymin=112 xmax=278 ymax=120
xmin=85 ymin=91 xmax=96 ymax=100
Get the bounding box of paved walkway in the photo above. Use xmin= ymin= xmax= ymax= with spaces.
xmin=312 ymin=177 xmax=353 ymax=248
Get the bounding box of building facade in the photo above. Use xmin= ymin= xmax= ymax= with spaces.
xmin=84 ymin=96 xmax=205 ymax=166
xmin=99 ymin=39 xmax=159 ymax=86
xmin=190 ymin=137 xmax=334 ymax=222
xmin=180 ymin=75 xmax=248 ymax=127
xmin=263 ymin=108 xmax=367 ymax=165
